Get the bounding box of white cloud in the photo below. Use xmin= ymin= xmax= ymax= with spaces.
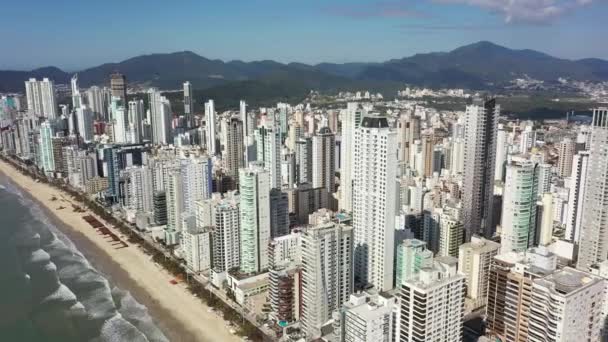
xmin=435 ymin=0 xmax=594 ymax=23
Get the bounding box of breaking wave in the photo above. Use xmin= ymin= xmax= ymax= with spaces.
xmin=0 ymin=179 xmax=168 ymax=342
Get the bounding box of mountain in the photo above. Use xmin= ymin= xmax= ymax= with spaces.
xmin=355 ymin=41 xmax=606 ymax=88
xmin=1 ymin=42 xmax=608 ymax=93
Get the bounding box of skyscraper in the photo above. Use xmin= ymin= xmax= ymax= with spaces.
xmin=205 ymin=100 xmax=217 ymax=155
xmin=295 ymin=137 xmax=312 ymax=184
xmin=86 ymin=86 xmax=109 ymax=120
xmin=577 ymin=108 xmax=608 ymax=270
xmin=565 ymin=151 xmax=589 ymax=243
xmin=395 ymin=239 xmax=433 ymax=287
xmin=110 ymin=72 xmax=127 ymax=105
xmin=127 ymin=100 xmax=144 ymax=143
xmin=25 ymin=78 xmax=57 ymax=119
xmin=458 ymin=236 xmax=500 ymax=307
xmin=494 ymin=124 xmax=508 ymax=181
xmin=166 ymin=170 xmax=184 ymax=233
xmin=398 ymin=112 xmax=421 ymax=166
xmin=254 ymin=124 xmax=282 ymax=189
xmin=110 ymin=96 xmax=128 ymax=144
xmin=339 ymin=102 xmax=362 ymax=212
xmin=183 ymin=81 xmax=193 ymax=127
xmin=353 ymin=115 xmax=397 ymax=291
xmin=462 ymin=96 xmax=499 ymax=240
xmin=501 ymin=156 xmax=539 ymax=253
xmin=220 ymin=117 xmax=244 ymax=183
xmin=398 ymin=257 xmax=464 ymax=342
xmin=76 ymin=105 xmax=94 ymax=143
xmin=312 ymin=126 xmax=336 ymax=209
xmin=557 ymin=138 xmax=576 ymax=177
xmin=239 ymin=165 xmax=271 ymax=274
xmin=38 ymin=121 xmax=55 ymax=174
xmin=149 ymin=89 xmax=172 ymax=145
xmin=301 ymin=220 xmax=353 ymax=339
xmin=70 ymin=74 xmax=81 ymax=110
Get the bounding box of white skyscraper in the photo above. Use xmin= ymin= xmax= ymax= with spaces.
xmin=166 ymin=170 xmax=184 ymax=233
xmin=337 ymin=291 xmax=394 ymax=342
xmin=180 ymin=155 xmax=213 ymax=214
xmin=462 ymin=96 xmax=499 ymax=239
xmin=239 ymin=165 xmax=271 ymax=274
xmin=565 ymin=151 xmax=589 ymax=243
xmin=254 ymin=124 xmax=282 ymax=189
xmin=501 ymin=156 xmax=539 ymax=253
xmin=339 ymin=102 xmax=362 ymax=212
xmin=25 ymin=78 xmax=57 ymax=119
xmin=111 ymin=96 xmax=128 ymax=144
xmin=183 ymin=81 xmax=193 ymax=127
xmin=127 ymin=100 xmax=144 ymax=143
xmin=149 ymin=89 xmax=172 ymax=145
xmin=557 ymin=138 xmax=576 ymax=177
xmin=76 ymin=105 xmax=94 ymax=143
xmin=494 ymin=124 xmax=507 ymax=181
xmin=528 ymin=267 xmax=605 ymax=342
xmin=577 ymin=108 xmax=608 ymax=270
xmin=398 ymin=257 xmax=464 ymax=342
xmin=86 ymin=85 xmax=109 ymax=120
xmin=205 ymin=99 xmax=217 ymax=155
xmin=301 ymin=220 xmax=353 ymax=339
xmin=38 ymin=121 xmax=55 ymax=174
xmin=70 ymin=74 xmax=81 ymax=110
xmin=458 ymin=236 xmax=500 ymax=306
xmin=122 ymin=165 xmax=154 ymax=214
xmin=197 ymin=192 xmax=240 ymax=282
xmin=353 ymin=115 xmax=397 ymax=292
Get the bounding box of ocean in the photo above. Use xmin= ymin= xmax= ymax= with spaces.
xmin=0 ymin=178 xmax=169 ymax=342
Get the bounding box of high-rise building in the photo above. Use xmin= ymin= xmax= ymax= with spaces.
xmin=70 ymin=74 xmax=81 ymax=110
xmin=301 ymin=220 xmax=353 ymax=339
xmin=149 ymin=89 xmax=172 ymax=145
xmin=458 ymin=236 xmax=500 ymax=307
xmin=295 ymin=137 xmax=312 ymax=184
xmin=25 ymin=78 xmax=57 ymax=119
xmin=166 ymin=170 xmax=184 ymax=233
xmin=557 ymin=138 xmax=576 ymax=177
xmin=565 ymin=151 xmax=589 ymax=243
xmin=494 ymin=124 xmax=508 ymax=182
xmin=196 ymin=192 xmax=240 ymax=280
xmin=153 ymin=191 xmax=168 ymax=225
xmin=395 ymin=239 xmax=433 ymax=287
xmin=110 ymin=72 xmax=127 ymax=105
xmin=578 ymin=108 xmax=608 ymax=270
xmin=86 ymin=86 xmax=109 ymax=120
xmin=438 ymin=208 xmax=464 ymax=258
xmin=462 ymin=96 xmax=499 ymax=239
xmin=110 ymin=96 xmax=128 ymax=143
xmin=127 ymin=100 xmax=144 ymax=143
xmin=501 ymin=156 xmax=539 ymax=253
xmin=269 ymin=188 xmax=289 ymax=238
xmin=398 ymin=257 xmax=464 ymax=342
xmin=312 ymin=126 xmax=336 ymax=209
xmin=339 ymin=102 xmax=362 ymax=212
xmin=38 ymin=121 xmax=55 ymax=174
xmin=254 ymin=124 xmax=282 ymax=189
xmin=397 ymin=113 xmax=421 ymax=166
xmin=181 ymin=226 xmax=211 ymax=272
xmin=486 ymin=247 xmax=557 ymax=342
xmin=239 ymin=165 xmax=271 ymax=274
xmin=220 ymin=117 xmax=244 ymax=183
xmin=336 ymin=291 xmax=395 ymax=342
xmin=528 ymin=268 xmax=605 ymax=342
xmin=183 ymin=81 xmax=193 ymax=127
xmin=122 ymin=165 xmax=154 ymax=214
xmin=76 ymin=105 xmax=94 ymax=143
xmin=353 ymin=115 xmax=397 ymax=291
xmin=205 ymin=100 xmax=217 ymax=155
xmin=180 ymin=155 xmax=213 ymax=214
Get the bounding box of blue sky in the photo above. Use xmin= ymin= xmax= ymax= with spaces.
xmin=3 ymin=0 xmax=607 ymax=70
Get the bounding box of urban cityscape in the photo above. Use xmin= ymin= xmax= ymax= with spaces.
xmin=2 ymin=65 xmax=608 ymax=341
xmin=2 ymin=3 xmax=608 ymax=342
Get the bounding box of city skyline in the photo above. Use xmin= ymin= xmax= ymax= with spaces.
xmin=2 ymin=1 xmax=608 ymax=70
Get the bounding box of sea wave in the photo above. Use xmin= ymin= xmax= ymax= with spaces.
xmin=0 ymin=181 xmax=168 ymax=342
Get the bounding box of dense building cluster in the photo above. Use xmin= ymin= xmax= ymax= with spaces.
xmin=2 ymin=72 xmax=608 ymax=342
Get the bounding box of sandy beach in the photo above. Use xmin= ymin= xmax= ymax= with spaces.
xmin=0 ymin=160 xmax=240 ymax=342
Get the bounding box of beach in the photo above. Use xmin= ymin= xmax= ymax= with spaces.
xmin=0 ymin=160 xmax=241 ymax=342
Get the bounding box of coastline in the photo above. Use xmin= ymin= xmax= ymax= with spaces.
xmin=0 ymin=160 xmax=240 ymax=342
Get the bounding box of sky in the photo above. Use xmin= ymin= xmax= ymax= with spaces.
xmin=3 ymin=0 xmax=607 ymax=70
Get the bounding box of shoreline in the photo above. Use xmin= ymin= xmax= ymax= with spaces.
xmin=0 ymin=160 xmax=240 ymax=342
